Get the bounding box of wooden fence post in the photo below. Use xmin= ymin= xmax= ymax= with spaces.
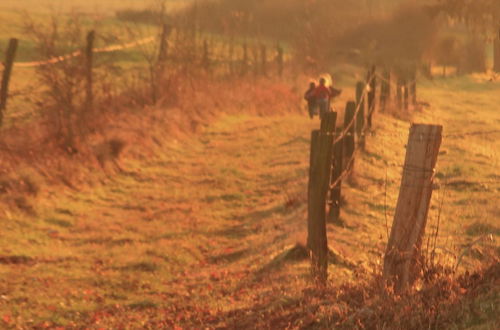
xmin=367 ymin=65 xmax=376 ymax=128
xmin=383 ymin=124 xmax=442 ymax=293
xmin=0 ymin=38 xmax=19 ymax=127
xmin=158 ymin=23 xmax=170 ymax=67
xmin=242 ymin=43 xmax=248 ymax=76
xmin=202 ymin=39 xmax=210 ymax=70
xmin=396 ymin=76 xmax=403 ymax=112
xmin=379 ymin=69 xmax=390 ymax=112
xmin=355 ymin=81 xmax=365 ymax=149
xmin=494 ymin=32 xmax=500 ymax=73
xmin=85 ymin=31 xmax=95 ymax=113
xmin=410 ymin=68 xmax=417 ymax=106
xmin=328 ymin=127 xmax=344 ymax=224
xmin=276 ymin=43 xmax=284 ymax=77
xmin=260 ymin=44 xmax=267 ymax=76
xmin=403 ymin=77 xmax=409 ymax=111
xmin=343 ymin=101 xmax=356 ymax=172
xmin=307 ymin=112 xmax=336 ymax=283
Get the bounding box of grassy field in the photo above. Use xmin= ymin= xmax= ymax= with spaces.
xmin=0 ymin=71 xmax=498 ymax=327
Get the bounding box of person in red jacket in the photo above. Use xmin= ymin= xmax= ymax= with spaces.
xmin=314 ymin=77 xmax=331 ymax=119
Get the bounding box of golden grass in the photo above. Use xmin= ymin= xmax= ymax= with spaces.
xmin=0 ymin=72 xmax=498 ymax=328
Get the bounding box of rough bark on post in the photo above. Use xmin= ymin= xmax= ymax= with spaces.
xmin=343 ymin=101 xmax=356 ymax=172
xmin=307 ymin=129 xmax=333 ymax=284
xmin=383 ymin=124 xmax=443 ymax=293
xmin=0 ymin=38 xmax=18 ymax=127
xmin=328 ymin=127 xmax=344 ymax=224
xmin=355 ymin=81 xmax=365 ymax=149
xmin=85 ymin=31 xmax=95 ymax=114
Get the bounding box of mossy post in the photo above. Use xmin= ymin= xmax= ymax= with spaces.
xmin=328 ymin=127 xmax=344 ymax=224
xmin=355 ymin=81 xmax=366 ymax=149
xmin=343 ymin=101 xmax=356 ymax=172
xmin=0 ymin=38 xmax=18 ymax=127
xmin=85 ymin=31 xmax=95 ymax=114
xmin=384 ymin=124 xmax=442 ymax=293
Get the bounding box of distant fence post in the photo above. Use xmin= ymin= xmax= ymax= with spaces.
xmin=242 ymin=43 xmax=248 ymax=76
xmin=343 ymin=101 xmax=356 ymax=172
xmin=85 ymin=31 xmax=95 ymax=114
xmin=355 ymin=81 xmax=365 ymax=149
xmin=0 ymin=38 xmax=19 ymax=127
xmin=328 ymin=126 xmax=344 ymax=224
xmin=383 ymin=124 xmax=442 ymax=293
xmin=380 ymin=69 xmax=390 ymax=112
xmin=260 ymin=44 xmax=267 ymax=76
xmin=276 ymin=43 xmax=284 ymax=77
xmin=307 ymin=112 xmax=335 ymax=284
xmin=403 ymin=77 xmax=409 ymax=111
xmin=367 ymin=65 xmax=376 ymax=128
xmin=202 ymin=39 xmax=210 ymax=70
xmin=410 ymin=67 xmax=417 ymax=106
xmin=158 ymin=23 xmax=170 ymax=67
xmin=396 ymin=76 xmax=403 ymax=112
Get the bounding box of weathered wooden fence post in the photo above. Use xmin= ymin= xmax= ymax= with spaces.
xmin=383 ymin=124 xmax=443 ymax=293
xmin=328 ymin=126 xmax=344 ymax=224
xmin=343 ymin=101 xmax=356 ymax=172
xmin=85 ymin=31 xmax=95 ymax=113
xmin=0 ymin=38 xmax=19 ymax=127
xmin=494 ymin=29 xmax=500 ymax=73
xmin=158 ymin=23 xmax=170 ymax=68
xmin=379 ymin=70 xmax=389 ymax=112
xmin=367 ymin=66 xmax=376 ymax=128
xmin=410 ymin=68 xmax=417 ymax=106
xmin=307 ymin=112 xmax=335 ymax=283
xmin=403 ymin=77 xmax=409 ymax=111
xmin=396 ymin=76 xmax=403 ymax=112
xmin=355 ymin=81 xmax=366 ymax=149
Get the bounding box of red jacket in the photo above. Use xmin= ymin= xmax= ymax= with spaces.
xmin=314 ymin=85 xmax=331 ymax=100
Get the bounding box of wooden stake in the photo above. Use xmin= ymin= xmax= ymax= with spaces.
xmin=85 ymin=31 xmax=95 ymax=113
xmin=343 ymin=101 xmax=356 ymax=171
xmin=355 ymin=81 xmax=365 ymax=148
xmin=328 ymin=127 xmax=344 ymax=224
xmin=307 ymin=129 xmax=333 ymax=284
xmin=383 ymin=124 xmax=442 ymax=293
xmin=0 ymin=38 xmax=19 ymax=127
